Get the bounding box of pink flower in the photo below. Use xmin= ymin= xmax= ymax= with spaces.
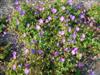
xmin=80 ymin=34 xmax=85 ymax=41
xmin=64 ymin=48 xmax=68 ymax=52
xmin=24 ymin=68 xmax=30 ymax=75
xmin=67 ymin=0 xmax=73 ymax=5
xmin=51 ymin=8 xmax=57 ymax=14
xmin=68 ymin=27 xmax=71 ymax=32
xmin=70 ymin=15 xmax=75 ymax=21
xmin=60 ymin=16 xmax=65 ymax=22
xmin=76 ymin=26 xmax=80 ymax=31
xmin=59 ymin=31 xmax=65 ymax=35
xmin=48 ymin=16 xmax=52 ymax=21
xmin=71 ymin=48 xmax=78 ymax=55
xmin=38 ymin=19 xmax=44 ymax=24
xmin=53 ymin=51 xmax=59 ymax=57
xmin=45 ymin=19 xmax=49 ymax=23
xmin=12 ymin=64 xmax=16 ymax=70
xmin=60 ymin=57 xmax=65 ymax=62
xmin=12 ymin=51 xmax=17 ymax=59
xmin=15 ymin=0 xmax=19 ymax=5
xmin=36 ymin=25 xmax=41 ymax=30
xmin=77 ymin=62 xmax=84 ymax=68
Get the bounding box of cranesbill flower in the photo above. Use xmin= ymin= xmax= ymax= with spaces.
xmin=75 ymin=26 xmax=80 ymax=32
xmin=71 ymin=47 xmax=78 ymax=55
xmin=77 ymin=62 xmax=84 ymax=68
xmin=72 ymin=32 xmax=77 ymax=39
xmin=67 ymin=0 xmax=73 ymax=5
xmin=45 ymin=19 xmax=49 ymax=23
xmin=70 ymin=15 xmax=75 ymax=21
xmin=15 ymin=0 xmax=19 ymax=5
xmin=51 ymin=8 xmax=57 ymax=14
xmin=68 ymin=27 xmax=71 ymax=32
xmin=15 ymin=6 xmax=21 ymax=11
xmin=12 ymin=64 xmax=16 ymax=70
xmin=53 ymin=51 xmax=59 ymax=57
xmin=12 ymin=51 xmax=17 ymax=59
xmin=25 ymin=63 xmax=30 ymax=68
xmin=37 ymin=50 xmax=43 ymax=54
xmin=80 ymin=13 xmax=85 ymax=19
xmin=20 ymin=10 xmax=25 ymax=16
xmin=60 ymin=16 xmax=65 ymax=22
xmin=31 ymin=49 xmax=35 ymax=54
xmin=76 ymin=2 xmax=83 ymax=9
xmin=24 ymin=68 xmax=30 ymax=75
xmin=59 ymin=57 xmax=65 ymax=62
xmin=64 ymin=48 xmax=69 ymax=52
xmin=38 ymin=19 xmax=44 ymax=24
xmin=59 ymin=31 xmax=65 ymax=36
xmin=89 ymin=70 xmax=95 ymax=75
xmin=80 ymin=33 xmax=85 ymax=41
xmin=48 ymin=16 xmax=52 ymax=21
xmin=36 ymin=25 xmax=41 ymax=30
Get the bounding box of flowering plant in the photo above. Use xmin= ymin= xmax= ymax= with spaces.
xmin=0 ymin=0 xmax=99 ymax=75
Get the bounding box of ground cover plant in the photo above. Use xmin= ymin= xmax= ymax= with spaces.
xmin=0 ymin=0 xmax=100 ymax=75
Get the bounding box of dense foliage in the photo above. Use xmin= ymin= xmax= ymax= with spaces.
xmin=0 ymin=0 xmax=100 ymax=75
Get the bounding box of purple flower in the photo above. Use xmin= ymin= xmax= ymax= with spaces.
xmin=48 ymin=16 xmax=52 ymax=21
xmin=12 ymin=64 xmax=16 ymax=70
xmin=89 ymin=70 xmax=95 ymax=75
xmin=76 ymin=2 xmax=83 ymax=9
xmin=37 ymin=50 xmax=43 ymax=54
xmin=80 ymin=33 xmax=85 ymax=41
xmin=72 ymin=32 xmax=77 ymax=39
xmin=24 ymin=68 xmax=30 ymax=75
xmin=20 ymin=10 xmax=25 ymax=16
xmin=68 ymin=27 xmax=71 ymax=32
xmin=67 ymin=0 xmax=73 ymax=5
xmin=14 ymin=0 xmax=19 ymax=5
xmin=31 ymin=49 xmax=35 ymax=54
xmin=35 ymin=25 xmax=41 ymax=30
xmin=12 ymin=51 xmax=17 ymax=59
xmin=71 ymin=47 xmax=78 ymax=55
xmin=45 ymin=19 xmax=49 ymax=23
xmin=80 ymin=13 xmax=85 ymax=19
xmin=75 ymin=26 xmax=80 ymax=32
xmin=51 ymin=8 xmax=57 ymax=14
xmin=70 ymin=15 xmax=75 ymax=21
xmin=60 ymin=16 xmax=65 ymax=22
xmin=15 ymin=6 xmax=21 ymax=11
xmin=53 ymin=51 xmax=59 ymax=57
xmin=64 ymin=48 xmax=69 ymax=52
xmin=25 ymin=63 xmax=30 ymax=68
xmin=77 ymin=62 xmax=84 ymax=68
xmin=59 ymin=57 xmax=65 ymax=62
xmin=38 ymin=19 xmax=44 ymax=24
xmin=59 ymin=31 xmax=65 ymax=35
xmin=35 ymin=5 xmax=44 ymax=11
